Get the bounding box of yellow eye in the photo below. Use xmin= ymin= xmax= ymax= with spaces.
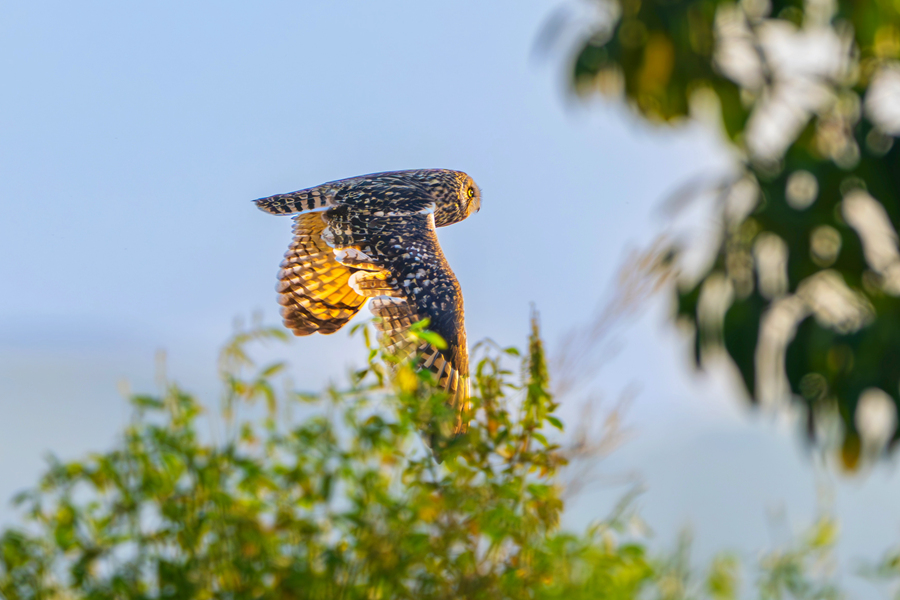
xmin=466 ymin=187 xmax=475 ymax=199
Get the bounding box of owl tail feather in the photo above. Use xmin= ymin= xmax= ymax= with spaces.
xmin=254 ymin=188 xmax=333 ymax=215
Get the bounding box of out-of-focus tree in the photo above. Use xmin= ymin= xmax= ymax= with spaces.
xmin=559 ymin=0 xmax=900 ymax=468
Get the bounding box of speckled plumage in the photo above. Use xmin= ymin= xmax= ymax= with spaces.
xmin=254 ymin=169 xmax=481 ymax=440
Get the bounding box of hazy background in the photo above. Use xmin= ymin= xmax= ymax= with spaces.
xmin=2 ymin=1 xmax=898 ymax=595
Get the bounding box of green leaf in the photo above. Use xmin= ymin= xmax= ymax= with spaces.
xmin=412 ymin=329 xmax=447 ymax=350
xmin=130 ymin=395 xmax=164 ymax=409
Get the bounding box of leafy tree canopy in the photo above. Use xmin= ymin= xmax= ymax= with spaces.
xmin=563 ymin=0 xmax=900 ymax=469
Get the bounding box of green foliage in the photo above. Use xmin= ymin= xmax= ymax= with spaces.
xmin=862 ymin=543 xmax=900 ymax=598
xmin=0 ymin=317 xmax=895 ymax=598
xmin=755 ymin=517 xmax=842 ymax=600
xmin=0 ymin=317 xmax=654 ymax=599
xmin=616 ymin=516 xmax=845 ymax=600
xmin=566 ymin=0 xmax=900 ymax=466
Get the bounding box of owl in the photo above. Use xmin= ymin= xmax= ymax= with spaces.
xmin=254 ymin=169 xmax=481 ymax=445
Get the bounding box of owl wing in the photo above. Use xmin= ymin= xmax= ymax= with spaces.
xmin=324 ymin=205 xmax=470 ymax=439
xmin=370 ymin=296 xmax=470 ymax=440
xmin=254 ymin=173 xmax=434 ymax=216
xmin=276 ymin=212 xmax=367 ymax=335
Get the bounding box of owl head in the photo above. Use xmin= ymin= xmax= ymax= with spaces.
xmin=408 ymin=169 xmax=481 ymax=228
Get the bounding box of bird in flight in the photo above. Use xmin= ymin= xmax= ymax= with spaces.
xmin=254 ymin=169 xmax=481 ymax=446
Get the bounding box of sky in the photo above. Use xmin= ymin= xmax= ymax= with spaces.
xmin=2 ymin=0 xmax=899 ymax=595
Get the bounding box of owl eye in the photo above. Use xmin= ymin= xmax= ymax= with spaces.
xmin=466 ymin=187 xmax=475 ymax=199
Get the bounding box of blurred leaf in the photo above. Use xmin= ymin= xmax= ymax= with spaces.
xmin=563 ymin=0 xmax=900 ymax=464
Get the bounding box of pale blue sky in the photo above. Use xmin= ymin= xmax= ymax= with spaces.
xmin=1 ymin=1 xmax=899 ymax=595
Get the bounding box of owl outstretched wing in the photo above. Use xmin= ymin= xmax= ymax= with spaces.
xmin=324 ymin=206 xmax=470 ymax=439
xmin=275 ymin=212 xmax=366 ymax=335
xmin=371 ymin=296 xmax=469 ymax=442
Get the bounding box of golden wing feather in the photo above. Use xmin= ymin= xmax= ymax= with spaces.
xmin=276 ymin=213 xmax=366 ymax=335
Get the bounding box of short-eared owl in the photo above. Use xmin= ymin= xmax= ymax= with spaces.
xmin=254 ymin=169 xmax=481 ymax=442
